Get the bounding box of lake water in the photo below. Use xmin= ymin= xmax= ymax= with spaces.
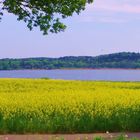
xmin=0 ymin=69 xmax=140 ymax=81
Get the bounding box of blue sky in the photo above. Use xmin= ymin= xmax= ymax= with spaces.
xmin=0 ymin=0 xmax=140 ymax=58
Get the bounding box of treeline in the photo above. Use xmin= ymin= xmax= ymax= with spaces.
xmin=1 ymin=52 xmax=140 ymax=70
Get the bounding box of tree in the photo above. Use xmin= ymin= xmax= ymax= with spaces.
xmin=0 ymin=0 xmax=93 ymax=35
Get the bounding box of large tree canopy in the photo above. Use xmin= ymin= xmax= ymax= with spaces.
xmin=0 ymin=0 xmax=93 ymax=34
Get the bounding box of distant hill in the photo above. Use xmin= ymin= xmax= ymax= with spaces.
xmin=1 ymin=52 xmax=140 ymax=70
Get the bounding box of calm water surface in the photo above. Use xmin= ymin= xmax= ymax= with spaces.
xmin=0 ymin=69 xmax=140 ymax=81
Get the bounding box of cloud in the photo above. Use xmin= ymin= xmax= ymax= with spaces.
xmin=88 ymin=0 xmax=140 ymax=14
xmin=96 ymin=18 xmax=126 ymax=23
xmin=76 ymin=0 xmax=140 ymax=23
xmin=77 ymin=15 xmax=127 ymax=24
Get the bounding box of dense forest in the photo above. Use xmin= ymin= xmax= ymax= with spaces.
xmin=1 ymin=52 xmax=140 ymax=70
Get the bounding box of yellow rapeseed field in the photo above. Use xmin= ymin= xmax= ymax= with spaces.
xmin=0 ymin=79 xmax=140 ymax=133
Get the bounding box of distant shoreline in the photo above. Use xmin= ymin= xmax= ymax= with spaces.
xmin=1 ymin=52 xmax=140 ymax=70
xmin=1 ymin=68 xmax=140 ymax=71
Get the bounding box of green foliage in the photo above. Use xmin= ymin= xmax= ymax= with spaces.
xmin=116 ymin=135 xmax=126 ymax=140
xmin=0 ymin=52 xmax=140 ymax=70
xmin=131 ymin=138 xmax=139 ymax=140
xmin=93 ymin=137 xmax=104 ymax=140
xmin=0 ymin=0 xmax=93 ymax=34
xmin=41 ymin=77 xmax=50 ymax=80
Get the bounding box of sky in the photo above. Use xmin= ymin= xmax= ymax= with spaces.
xmin=0 ymin=0 xmax=140 ymax=58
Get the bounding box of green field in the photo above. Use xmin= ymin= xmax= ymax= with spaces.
xmin=0 ymin=79 xmax=140 ymax=134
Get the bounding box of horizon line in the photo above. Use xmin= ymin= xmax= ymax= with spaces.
xmin=0 ymin=51 xmax=140 ymax=60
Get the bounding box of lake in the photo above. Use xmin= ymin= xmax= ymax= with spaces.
xmin=0 ymin=69 xmax=140 ymax=81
